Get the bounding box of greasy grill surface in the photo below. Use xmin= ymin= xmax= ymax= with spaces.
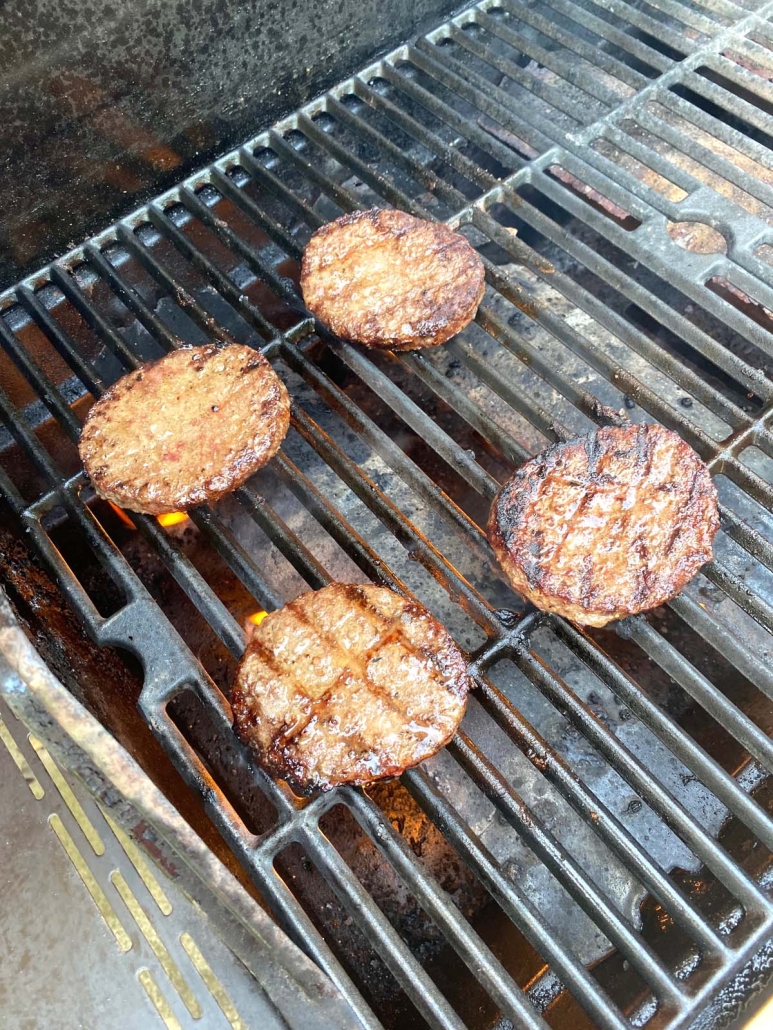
xmin=2 ymin=0 xmax=773 ymax=1028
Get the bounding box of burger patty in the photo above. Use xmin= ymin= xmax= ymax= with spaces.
xmin=79 ymin=343 xmax=290 ymax=515
xmin=488 ymin=424 xmax=720 ymax=627
xmin=232 ymin=583 xmax=471 ymax=793
xmin=300 ymin=208 xmax=485 ymax=351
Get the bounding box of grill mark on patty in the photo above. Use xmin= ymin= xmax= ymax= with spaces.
xmin=285 ymin=587 xmax=442 ymax=726
xmin=253 ymin=586 xmax=430 ymax=760
xmin=633 ymin=423 xmax=655 ymax=479
xmin=487 ymin=424 xmax=719 ymax=626
xmin=233 ymin=583 xmax=470 ymax=790
xmin=301 ymin=208 xmax=485 ymax=351
xmin=632 ymin=533 xmax=652 ymax=606
xmin=543 ymin=441 xmax=613 ymax=589
xmin=664 ymin=461 xmax=703 ymax=557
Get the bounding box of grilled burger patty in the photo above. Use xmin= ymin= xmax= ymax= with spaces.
xmin=79 ymin=343 xmax=290 ymax=515
xmin=300 ymin=208 xmax=485 ymax=351
xmin=488 ymin=424 xmax=719 ymax=627
xmin=232 ymin=583 xmax=470 ymax=793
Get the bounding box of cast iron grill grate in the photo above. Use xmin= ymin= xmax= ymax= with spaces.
xmin=3 ymin=0 xmax=773 ymax=1026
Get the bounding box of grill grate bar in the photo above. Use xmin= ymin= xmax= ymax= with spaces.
xmin=626 ymin=619 xmax=773 ymax=774
xmin=700 ymin=558 xmax=773 ymax=634
xmin=242 ymin=861 xmax=384 ymax=1030
xmin=114 ymin=225 xmax=247 ymax=350
xmin=670 ymin=592 xmax=773 ymax=702
xmin=235 ymin=146 xmax=327 ymax=230
xmin=418 ymin=35 xmax=575 ymax=150
xmin=494 ymin=193 xmax=772 ymax=409
xmin=350 ymin=76 xmax=500 ymax=195
xmin=302 ymin=832 xmax=470 ymax=1030
xmin=0 ymin=458 xmax=26 ymax=515
xmin=709 ymin=452 xmax=773 ymax=508
xmin=493 ymin=0 xmax=650 ymax=92
xmin=571 ymin=0 xmax=697 ymax=51
xmin=535 ymin=0 xmax=674 ymax=73
xmin=298 ymin=111 xmax=433 ymax=220
xmin=344 ymin=787 xmax=562 ymax=1029
xmin=627 ymin=105 xmax=773 ymax=220
xmin=401 ymin=768 xmax=633 ymax=1030
xmin=697 ymin=0 xmax=753 ymax=19
xmin=266 ymin=128 xmax=370 ymax=216
xmin=396 ymin=349 xmax=533 ymax=465
xmin=723 ymin=35 xmax=773 ymax=75
xmin=530 ymin=172 xmax=773 ymax=370
xmin=472 ymin=673 xmax=728 ymax=955
xmin=177 ymin=186 xmax=303 ymax=311
xmin=145 ymin=203 xmax=278 ymax=341
xmin=329 ymin=337 xmax=500 ymax=500
xmin=233 ymin=483 xmax=331 ymax=592
xmin=444 ymin=331 xmax=568 ymax=444
xmin=448 ymin=733 xmax=683 ymax=1004
xmin=712 ymin=504 xmax=773 ymax=580
xmin=554 ymin=621 xmax=773 ymax=857
xmin=279 ymin=340 xmax=494 ymax=572
xmin=130 ymin=512 xmax=247 ymax=658
xmin=272 ymin=452 xmax=411 ymax=596
xmin=15 ymin=286 xmax=106 ymax=396
xmin=657 ymin=86 xmax=773 ymax=183
xmin=640 ymin=0 xmax=726 ymax=35
xmin=446 ymin=20 xmax=605 ymax=123
xmin=704 ymin=51 xmax=773 ymax=106
xmin=209 ymin=165 xmax=303 ymax=259
xmin=48 ymin=265 xmax=141 ymax=372
xmin=285 ymin=398 xmax=500 ymax=634
xmin=639 ymin=70 xmax=770 ymax=147
xmin=472 ymin=280 xmax=608 ymax=429
xmin=0 ymin=384 xmax=76 ymax=493
xmin=472 ymin=208 xmax=760 ymax=426
xmin=407 ymin=42 xmax=555 ymax=154
xmin=468 ymin=8 xmax=626 ymax=110
xmin=324 ymin=94 xmax=472 ymax=212
xmin=82 ymin=243 xmax=183 ymax=354
xmin=508 ymin=631 xmax=769 ymax=915
xmin=376 ymin=61 xmax=523 ymax=173
xmin=595 ymin=121 xmax=700 ymax=200
xmin=186 ymin=506 xmax=286 ymax=613
xmin=0 ymin=315 xmax=83 ymax=444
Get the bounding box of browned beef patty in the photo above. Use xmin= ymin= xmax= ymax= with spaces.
xmin=79 ymin=343 xmax=290 ymax=515
xmin=488 ymin=424 xmax=719 ymax=627
xmin=232 ymin=583 xmax=470 ymax=793
xmin=300 ymin=208 xmax=485 ymax=351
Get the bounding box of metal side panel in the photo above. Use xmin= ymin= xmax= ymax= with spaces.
xmin=0 ymin=589 xmax=361 ymax=1030
xmin=0 ymin=697 xmax=272 ymax=1030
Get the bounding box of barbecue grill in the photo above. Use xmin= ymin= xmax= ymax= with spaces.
xmin=2 ymin=0 xmax=773 ymax=1026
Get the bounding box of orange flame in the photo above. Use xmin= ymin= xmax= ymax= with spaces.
xmin=107 ymin=504 xmax=189 ymax=530
xmin=247 ymin=610 xmax=269 ymax=626
xmin=107 ymin=502 xmax=136 ymax=530
xmin=157 ymin=511 xmax=189 ymax=528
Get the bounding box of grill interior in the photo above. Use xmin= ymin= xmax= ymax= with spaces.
xmin=3 ymin=0 xmax=773 ymax=1027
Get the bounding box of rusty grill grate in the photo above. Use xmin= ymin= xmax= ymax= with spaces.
xmin=3 ymin=0 xmax=773 ymax=1027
